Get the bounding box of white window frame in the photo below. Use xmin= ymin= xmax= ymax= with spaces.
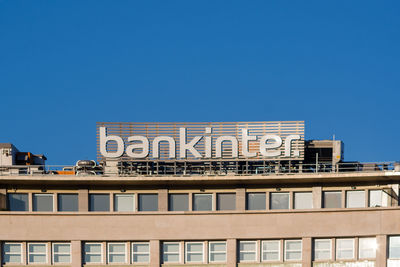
xmin=114 ymin=194 xmax=135 ymax=212
xmin=52 ymin=243 xmax=71 ymax=264
xmin=27 ymin=243 xmax=48 ymax=264
xmin=336 ymin=238 xmax=355 ymax=260
xmin=208 ymin=241 xmax=226 ymax=263
xmin=32 ymin=193 xmax=54 ymax=212
xmin=107 ymin=242 xmax=127 ymax=264
xmin=389 ymin=236 xmax=400 ymax=259
xmin=294 ymin=192 xmax=313 ymax=209
xmin=84 ymin=242 xmax=103 ymax=264
xmin=192 ymin=193 xmax=213 ymax=211
xmin=270 ymin=192 xmax=290 ymax=210
xmin=131 ymin=242 xmax=150 ymax=264
xmin=163 ymin=242 xmax=181 ymax=263
xmin=261 ymin=240 xmax=280 ymax=262
xmin=239 ymin=241 xmax=257 ymax=262
xmin=346 ymin=190 xmax=365 ymax=208
xmin=358 ymin=237 xmax=377 ymax=259
xmin=185 ymin=242 xmax=204 ymax=263
xmin=313 ymin=239 xmax=332 ymax=260
xmin=2 ymin=242 xmax=23 ymax=264
xmin=284 ymin=240 xmax=302 ymax=261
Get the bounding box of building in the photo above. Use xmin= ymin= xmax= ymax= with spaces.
xmin=0 ymin=121 xmax=399 ymax=267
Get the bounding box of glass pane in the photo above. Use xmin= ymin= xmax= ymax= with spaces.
xmin=58 ymin=194 xmax=78 ymax=211
xmin=187 ymin=243 xmax=203 ymax=252
xmin=315 ymin=250 xmax=331 ymax=260
xmin=54 ymin=255 xmax=71 ymax=263
xmin=369 ymin=190 xmax=384 ymax=207
xmin=29 ymin=244 xmax=46 ymax=253
xmin=286 ymin=241 xmax=301 ymax=250
xmin=337 ymin=250 xmax=353 ymax=259
xmin=109 ymin=254 xmax=126 ymax=263
xmin=323 ymin=191 xmax=342 ymax=208
xmin=286 ymin=251 xmax=301 ymax=260
xmin=7 ymin=193 xmax=28 ymax=211
xmin=89 ymin=194 xmax=110 ymax=211
xmin=210 ymin=243 xmax=226 ymax=252
xmin=133 ymin=243 xmax=149 ymax=253
xmin=54 ymin=244 xmax=70 ymax=253
xmin=193 ymin=194 xmax=212 ymax=211
xmin=109 ymin=244 xmax=125 ymax=253
xmin=85 ymin=254 xmax=102 ymax=263
xmin=359 ymin=238 xmax=376 ymax=258
xmin=168 ymin=194 xmax=188 ymax=211
xmin=337 ymin=239 xmax=354 ymax=250
xmin=240 ymin=242 xmax=256 ymax=251
xmin=33 ymin=194 xmax=53 ymax=211
xmin=138 ymin=194 xmax=158 ymax=211
xmin=4 ymin=254 xmax=21 ymax=263
xmin=29 ymin=254 xmax=46 ymax=263
xmin=164 ymin=243 xmax=179 ymax=253
xmin=315 ymin=240 xmax=331 ymax=250
xmin=346 ymin=191 xmax=365 ymax=208
xmin=187 ymin=253 xmax=202 ymax=262
xmin=263 ymin=241 xmax=279 ymax=251
xmin=294 ymin=192 xmax=313 ymax=209
xmin=270 ymin=192 xmax=289 ymax=210
xmin=263 ymin=251 xmax=279 ymax=261
xmin=240 ymin=252 xmax=256 ymax=261
xmin=217 ymin=193 xmax=236 ymax=210
xmin=246 ymin=193 xmax=266 ymax=210
xmin=85 ymin=243 xmax=102 ymax=253
xmin=163 ymin=254 xmax=179 ymax=262
xmin=389 ymin=236 xmax=400 ymax=258
xmin=114 ymin=194 xmax=134 ymax=211
xmin=4 ymin=243 xmax=21 ymax=253
xmin=210 ymin=253 xmax=226 ymax=262
xmin=133 ymin=254 xmax=149 ymax=263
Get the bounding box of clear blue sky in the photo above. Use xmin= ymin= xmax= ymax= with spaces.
xmin=0 ymin=1 xmax=399 ymax=165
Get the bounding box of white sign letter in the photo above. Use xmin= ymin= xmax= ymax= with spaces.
xmin=215 ymin=136 xmax=238 ymax=158
xmin=259 ymin=135 xmax=282 ymax=157
xmin=126 ymin=136 xmax=149 ymax=158
xmin=242 ymin=129 xmax=257 ymax=157
xmin=152 ymin=136 xmax=176 ymax=158
xmin=179 ymin=128 xmax=202 ymax=158
xmin=99 ymin=127 xmax=124 ymax=158
xmin=284 ymin=135 xmax=301 ymax=157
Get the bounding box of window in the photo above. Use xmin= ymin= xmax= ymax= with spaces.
xmin=193 ymin=194 xmax=212 ymax=211
xmin=89 ymin=194 xmax=110 ymax=212
xmin=389 ymin=236 xmax=400 ymax=259
xmin=132 ymin=242 xmax=150 ymax=263
xmin=262 ymin=240 xmax=280 ymax=261
xmin=239 ymin=241 xmax=257 ymax=262
xmin=209 ymin=242 xmax=226 ymax=263
xmin=84 ymin=243 xmax=103 ymax=263
xmin=168 ymin=194 xmax=188 ymax=211
xmin=217 ymin=193 xmax=236 ymax=210
xmin=2 ymin=243 xmax=22 ymax=264
xmin=185 ymin=242 xmax=204 ymax=263
xmin=33 ymin=194 xmax=53 ymax=211
xmin=313 ymin=239 xmax=331 ymax=260
xmin=28 ymin=243 xmax=48 ymax=264
xmin=323 ymin=191 xmax=342 ymax=208
xmin=163 ymin=242 xmax=180 ymax=263
xmin=138 ymin=194 xmax=158 ymax=211
xmin=359 ymin=237 xmax=376 ymax=259
xmin=52 ymin=243 xmax=71 ymax=263
xmin=369 ymin=190 xmax=388 ymax=207
xmin=114 ymin=194 xmax=134 ymax=212
xmin=7 ymin=193 xmax=28 ymax=211
xmin=270 ymin=192 xmax=290 ymax=210
xmin=108 ymin=243 xmax=127 ymax=263
xmin=58 ymin=194 xmax=78 ymax=212
xmin=246 ymin=193 xmax=266 ymax=210
xmin=346 ymin=191 xmax=365 ymax=208
xmin=284 ymin=240 xmax=302 ymax=261
xmin=336 ymin=239 xmax=354 ymax=259
xmin=294 ymin=192 xmax=313 ymax=209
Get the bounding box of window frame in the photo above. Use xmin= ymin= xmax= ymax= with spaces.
xmin=246 ymin=192 xmax=266 ymax=210
xmin=2 ymin=242 xmax=23 ymax=264
xmin=270 ymin=192 xmax=290 ymax=210
xmin=52 ymin=243 xmax=71 ymax=264
xmin=346 ymin=190 xmax=366 ymax=208
xmin=261 ymin=240 xmax=280 ymax=262
xmin=27 ymin=242 xmax=48 ymax=264
xmin=322 ymin=191 xmax=342 ymax=208
xmin=89 ymin=194 xmax=110 ymax=212
xmin=32 ymin=193 xmax=54 ymax=212
xmin=7 ymin=193 xmax=29 ymax=212
xmin=192 ymin=193 xmax=213 ymax=211
xmin=107 ymin=242 xmax=127 ymax=264
xmin=168 ymin=193 xmax=189 ymax=212
xmin=185 ymin=242 xmax=204 ymax=263
xmin=358 ymin=237 xmax=377 ymax=259
xmin=216 ymin=193 xmax=236 ymax=211
xmin=138 ymin=193 xmax=158 ymax=212
xmin=293 ymin=191 xmax=313 ymax=210
xmin=131 ymin=242 xmax=150 ymax=264
xmin=313 ymin=239 xmax=332 ymax=261
xmin=238 ymin=240 xmax=257 ymax=262
xmin=57 ymin=194 xmax=79 ymax=212
xmin=389 ymin=236 xmax=400 ymax=259
xmin=284 ymin=240 xmax=302 ymax=261
xmin=84 ymin=242 xmax=104 ymax=264
xmin=113 ymin=194 xmax=135 ymax=212
xmin=162 ymin=242 xmax=181 ymax=264
xmin=336 ymin=238 xmax=355 ymax=260
xmin=208 ymin=241 xmax=227 ymax=263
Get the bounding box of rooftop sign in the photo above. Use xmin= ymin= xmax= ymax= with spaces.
xmin=96 ymin=121 xmax=305 ymax=161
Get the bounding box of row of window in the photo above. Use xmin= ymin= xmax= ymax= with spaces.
xmin=2 ymin=237 xmax=400 ymax=265
xmin=6 ymin=189 xmax=391 ymax=212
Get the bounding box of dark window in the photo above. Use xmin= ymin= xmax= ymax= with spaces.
xmin=193 ymin=194 xmax=212 ymax=211
xmin=7 ymin=193 xmax=28 ymax=211
xmin=246 ymin=193 xmax=266 ymax=210
xmin=168 ymin=194 xmax=188 ymax=211
xmin=138 ymin=194 xmax=158 ymax=211
xmin=217 ymin=193 xmax=236 ymax=210
xmin=323 ymin=191 xmax=342 ymax=208
xmin=89 ymin=194 xmax=110 ymax=212
xmin=33 ymin=194 xmax=53 ymax=211
xmin=58 ymin=194 xmax=78 ymax=211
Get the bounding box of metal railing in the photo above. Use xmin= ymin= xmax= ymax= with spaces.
xmin=0 ymin=161 xmax=398 ymax=177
